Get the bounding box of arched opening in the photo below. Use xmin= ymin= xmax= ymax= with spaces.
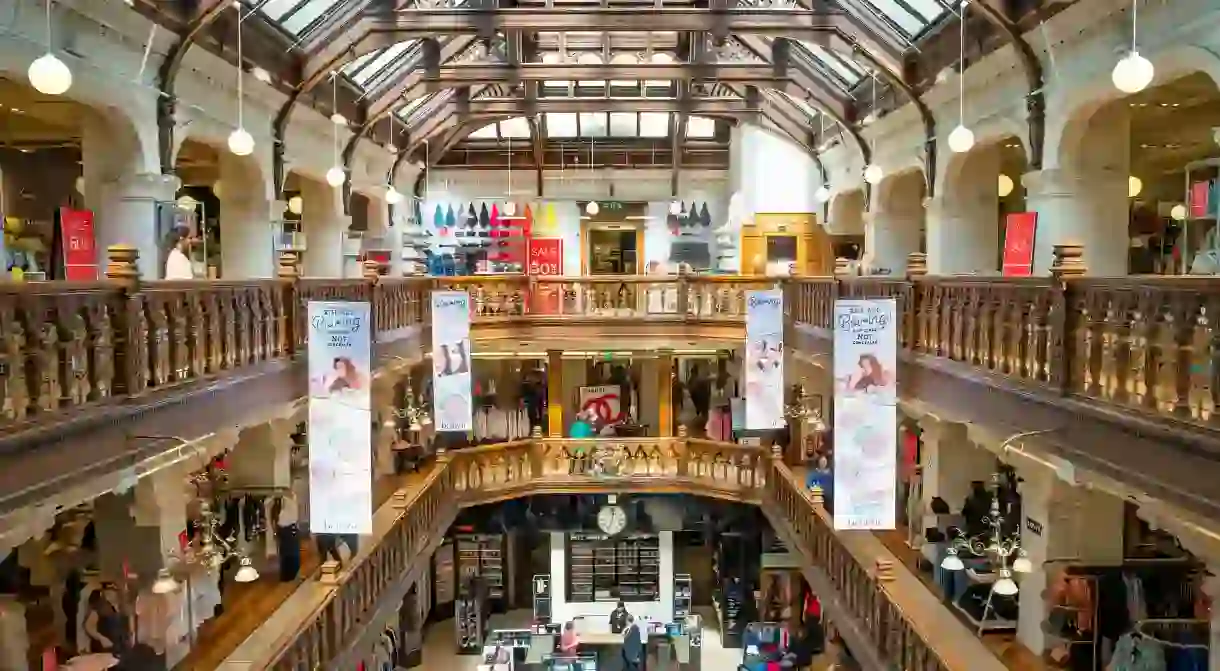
xmin=0 ymin=75 xmax=150 ymax=279
xmin=866 ymin=169 xmax=925 ymax=275
xmin=284 ymin=169 xmax=347 ymax=278
xmin=828 ymin=189 xmax=866 ymax=270
xmin=932 ymin=136 xmax=1029 ymax=275
xmin=1046 ymin=71 xmax=1220 ymax=275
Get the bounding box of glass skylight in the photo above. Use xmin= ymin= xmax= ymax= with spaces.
xmin=469 ymin=123 xmax=499 ymax=139
xmin=860 ymin=0 xmax=948 ymax=37
xmin=638 ymin=113 xmax=669 ymax=138
xmin=251 ymin=0 xmax=346 ymax=36
xmin=499 ymin=117 xmax=532 ymax=138
xmin=546 ymin=113 xmax=579 ymax=138
xmin=343 ymin=40 xmax=418 ymax=88
xmin=686 ymin=116 xmax=716 ymax=139
xmin=579 ymin=113 xmax=608 ymax=138
xmin=396 ymin=92 xmax=437 ymax=121
xmin=795 ymin=42 xmax=868 ymax=89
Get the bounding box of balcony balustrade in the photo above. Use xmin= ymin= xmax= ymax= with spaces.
xmin=259 ymin=437 xmax=982 ymax=671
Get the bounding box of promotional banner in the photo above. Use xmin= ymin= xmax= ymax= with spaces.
xmin=528 ymin=238 xmax=564 ymax=314
xmin=59 ymin=208 xmax=98 ymax=281
xmin=307 ymin=301 xmax=373 ymax=535
xmin=833 ymin=298 xmax=898 ymax=531
xmin=1001 ymin=212 xmax=1037 ymax=277
xmin=744 ymin=289 xmax=785 ymax=430
xmin=432 ymin=291 xmax=473 ymax=432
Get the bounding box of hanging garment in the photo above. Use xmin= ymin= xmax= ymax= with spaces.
xmin=700 ymin=202 xmax=712 ymax=227
xmin=433 ymin=205 xmax=445 ymax=234
xmin=1108 ymin=634 xmax=1166 ymax=671
xmin=445 ymin=205 xmax=457 ymax=231
xmin=135 ymin=591 xmax=172 ymax=653
xmin=278 ymin=523 xmax=301 ymax=582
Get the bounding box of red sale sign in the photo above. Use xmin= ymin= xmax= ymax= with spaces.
xmin=60 ymin=207 xmax=98 ymax=281
xmin=528 ymin=238 xmax=563 ymax=314
xmin=1001 ymin=212 xmax=1037 ymax=277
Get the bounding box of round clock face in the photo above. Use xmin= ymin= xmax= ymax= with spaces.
xmin=597 ymin=505 xmax=628 ymax=535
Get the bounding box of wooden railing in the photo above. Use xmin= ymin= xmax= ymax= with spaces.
xmin=261 ymin=439 xmax=974 ymax=671
xmin=788 ymin=258 xmax=1220 ymax=434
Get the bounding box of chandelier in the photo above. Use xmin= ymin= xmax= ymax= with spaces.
xmin=939 ymin=473 xmax=1031 ymax=596
xmin=387 ymin=382 xmax=432 ymax=431
xmin=784 ymin=384 xmax=827 ymax=432
xmin=152 ymin=501 xmax=258 ymax=595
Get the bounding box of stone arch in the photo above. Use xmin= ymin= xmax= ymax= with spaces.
xmin=930 ymin=137 xmax=1029 ymax=274
xmin=828 ymin=189 xmax=866 ymax=236
xmin=865 ymin=168 xmax=925 ymax=274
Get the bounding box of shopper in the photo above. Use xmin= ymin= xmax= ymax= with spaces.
xmin=162 ymin=226 xmax=195 ymax=280
xmin=622 ymin=614 xmax=644 ymax=671
xmin=609 ymin=601 xmax=629 ymax=634
xmin=560 ymin=620 xmax=580 ymax=655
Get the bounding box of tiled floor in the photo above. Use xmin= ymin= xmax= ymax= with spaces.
xmin=421 ymin=609 xmax=830 ymax=670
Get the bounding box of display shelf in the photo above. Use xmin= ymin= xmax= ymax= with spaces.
xmin=435 ymin=539 xmax=456 ymax=604
xmin=673 ymin=573 xmax=693 ymax=619
xmin=566 ymin=532 xmax=660 ymax=603
xmin=457 ymin=534 xmax=506 ymax=604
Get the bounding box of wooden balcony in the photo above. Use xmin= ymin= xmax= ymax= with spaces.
xmin=243 ymin=438 xmax=997 ymax=671
xmin=786 ymin=259 xmax=1220 ymax=521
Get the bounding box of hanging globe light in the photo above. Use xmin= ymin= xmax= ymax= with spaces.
xmin=28 ymin=53 xmax=72 ymax=95
xmin=228 ymin=128 xmax=254 ymax=156
xmin=814 ymin=185 xmax=831 ymax=203
xmin=74 ymin=176 xmax=85 ymax=196
xmin=386 ymin=186 xmax=404 ymax=205
xmin=330 ymin=113 xmax=347 ymax=126
xmin=863 ymin=164 xmax=884 ymax=185
xmin=1128 ymin=175 xmax=1143 ymax=198
xmin=176 ymin=195 xmax=198 ymax=211
xmin=586 ymin=201 xmax=599 ymax=215
xmin=326 ymin=166 xmax=346 ymax=187
xmin=211 ymin=181 xmax=223 ymax=199
xmin=1170 ymin=204 xmax=1187 ymax=221
xmin=287 ymin=195 xmax=304 ymax=215
xmin=947 ymin=124 xmax=976 ymax=154
xmin=1112 ymin=52 xmax=1154 ymax=94
xmin=998 ymin=174 xmax=1014 ymax=197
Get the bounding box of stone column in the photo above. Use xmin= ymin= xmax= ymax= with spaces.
xmin=1024 ymin=105 xmax=1130 ymax=276
xmin=547 ymin=350 xmax=564 ymax=437
xmin=864 ymin=196 xmax=923 ymax=275
xmin=372 ymin=376 xmax=402 ymax=480
xmin=656 ymin=350 xmax=674 ymax=437
xmin=218 ymin=152 xmax=276 ymax=279
xmin=226 ymin=420 xmax=294 ymax=491
xmin=925 ymin=194 xmax=1000 ymax=275
xmin=299 ymin=178 xmax=348 ymax=278
xmin=90 ymin=173 xmax=180 ymax=279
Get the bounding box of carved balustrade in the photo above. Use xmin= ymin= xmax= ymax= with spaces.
xmin=788 ymin=263 xmax=1220 ymax=434
xmin=437 ymin=274 xmax=776 ymax=321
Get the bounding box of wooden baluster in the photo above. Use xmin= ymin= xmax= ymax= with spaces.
xmin=0 ymin=303 xmax=30 ymax=423
xmin=170 ymin=294 xmax=190 ymax=381
xmin=1050 ymin=244 xmax=1086 ymax=393
xmin=1166 ymin=293 xmax=1196 ymax=419
xmin=90 ymin=304 xmax=114 ymax=400
xmin=61 ymin=311 xmax=90 ymax=407
xmin=1127 ymin=291 xmax=1155 ymax=407
xmin=106 ymin=245 xmax=148 ymax=396
xmin=1190 ymin=302 xmax=1217 ymax=423
xmin=1029 ymin=288 xmax=1052 ymax=382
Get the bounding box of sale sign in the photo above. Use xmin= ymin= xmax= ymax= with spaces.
xmin=528 ymin=238 xmax=563 ymax=314
xmin=60 ymin=207 xmax=98 ymax=281
xmin=1001 ymin=212 xmax=1037 ymax=277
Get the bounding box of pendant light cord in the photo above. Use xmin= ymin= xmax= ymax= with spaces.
xmin=870 ymin=72 xmax=877 ymax=154
xmin=331 ymin=75 xmax=339 ymax=167
xmin=958 ymin=3 xmax=965 ymax=125
xmin=1131 ymin=0 xmax=1138 ymax=50
xmin=236 ymin=4 xmax=244 ymax=130
xmin=44 ymin=0 xmax=52 ymax=50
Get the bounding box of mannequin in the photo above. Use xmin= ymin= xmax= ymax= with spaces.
xmin=84 ymin=583 xmax=130 ymax=654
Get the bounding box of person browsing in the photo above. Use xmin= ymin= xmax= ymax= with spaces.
xmin=560 ymin=620 xmax=580 ymax=655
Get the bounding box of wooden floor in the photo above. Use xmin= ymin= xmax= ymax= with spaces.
xmin=173 ymin=466 xmax=435 ymax=670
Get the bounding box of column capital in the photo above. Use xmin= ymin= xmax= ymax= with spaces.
xmin=113 ymin=172 xmax=181 ymax=201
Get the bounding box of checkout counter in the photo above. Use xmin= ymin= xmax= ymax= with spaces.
xmin=476 ymin=616 xmax=703 ymax=671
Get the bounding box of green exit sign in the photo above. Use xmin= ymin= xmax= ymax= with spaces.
xmin=591 ymin=201 xmax=626 ymax=211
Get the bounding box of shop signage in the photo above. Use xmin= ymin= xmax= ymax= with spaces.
xmin=1001 ymin=212 xmax=1037 ymax=277
xmin=832 ymin=298 xmax=898 ymax=531
xmin=528 ymin=237 xmax=563 ymax=275
xmin=431 ymin=291 xmax=474 ymax=432
xmin=1026 ymin=518 xmax=1044 ymax=537
xmin=59 ymin=207 xmax=98 ymax=280
xmin=579 ymin=384 xmax=624 ymax=425
xmin=307 ymin=300 xmax=373 ymax=534
xmin=745 ymin=290 xmax=785 ymax=430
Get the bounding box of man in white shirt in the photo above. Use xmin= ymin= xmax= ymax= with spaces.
xmin=163 ymin=226 xmax=195 ymax=280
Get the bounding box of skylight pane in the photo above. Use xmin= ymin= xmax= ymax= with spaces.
xmin=800 ymin=43 xmax=865 ymax=86
xmin=639 ymin=112 xmax=669 ymax=138
xmin=579 ymin=113 xmax=608 ymax=137
xmin=349 ymin=41 xmax=415 ymax=86
xmin=779 ymin=93 xmax=821 ymax=121
xmin=901 ymin=0 xmax=948 ymax=21
xmin=258 ymin=0 xmax=303 ymax=21
xmin=280 ymin=0 xmax=343 ymax=34
xmin=499 ymin=117 xmax=531 ymax=138
xmin=860 ymin=0 xmax=925 ymax=35
xmin=396 ymin=93 xmax=435 ymax=121
xmin=547 ymin=113 xmax=578 ymax=138
xmin=687 ymin=116 xmax=715 ymax=138
xmin=469 ymin=123 xmax=499 ymax=139
xmin=608 ymin=113 xmax=637 ymax=136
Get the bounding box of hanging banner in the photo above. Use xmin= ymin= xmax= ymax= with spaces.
xmin=307 ymin=301 xmax=373 ymax=535
xmin=59 ymin=207 xmax=98 ymax=281
xmin=744 ymin=289 xmax=785 ymax=430
xmin=579 ymin=384 xmax=624 ymax=425
xmin=833 ymin=298 xmax=898 ymax=531
xmin=529 ymin=238 xmax=564 ymax=314
xmin=1001 ymin=212 xmax=1038 ymax=277
xmin=432 ymin=290 xmax=473 ymax=432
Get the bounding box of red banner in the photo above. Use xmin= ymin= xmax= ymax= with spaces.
xmin=1001 ymin=212 xmax=1038 ymax=277
xmin=60 ymin=207 xmax=98 ymax=281
xmin=1190 ymin=181 xmax=1211 ymax=219
xmin=528 ymin=238 xmax=563 ymax=314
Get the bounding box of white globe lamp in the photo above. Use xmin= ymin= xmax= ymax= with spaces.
xmin=176 ymin=195 xmax=198 ymax=211
xmin=330 ymin=113 xmax=347 ymax=126
xmin=998 ymin=174 xmax=1014 ymax=197
xmin=1011 ymin=555 xmax=1033 ymax=574
xmin=940 ymin=550 xmax=964 ymax=572
xmin=586 ymin=201 xmax=599 ymax=215
xmin=1170 ymin=204 xmax=1187 ymax=221
xmin=287 ymin=195 xmax=304 ymax=215
xmin=993 ymin=573 xmax=1020 ymax=596
xmin=814 ymin=185 xmax=831 ymax=203
xmin=28 ymin=53 xmax=72 ymax=95
xmin=669 ymin=200 xmax=682 ymax=215
xmin=386 ymin=186 xmax=404 ymax=205
xmin=863 ymin=164 xmax=884 ymax=185
xmin=503 ymin=201 xmax=516 ymax=217
xmin=1112 ymin=52 xmax=1154 ymax=94
xmin=228 ymin=128 xmax=254 ymax=156
xmin=211 ymin=181 xmax=223 ymax=199
xmin=1128 ymin=175 xmax=1143 ymax=198
xmin=947 ymin=124 xmax=975 ymax=154
xmin=74 ymin=176 xmax=85 ymax=196
xmin=326 ymin=166 xmax=346 ymax=187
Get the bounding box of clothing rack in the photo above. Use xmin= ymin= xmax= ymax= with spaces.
xmin=1133 ymin=618 xmax=1210 ymax=649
